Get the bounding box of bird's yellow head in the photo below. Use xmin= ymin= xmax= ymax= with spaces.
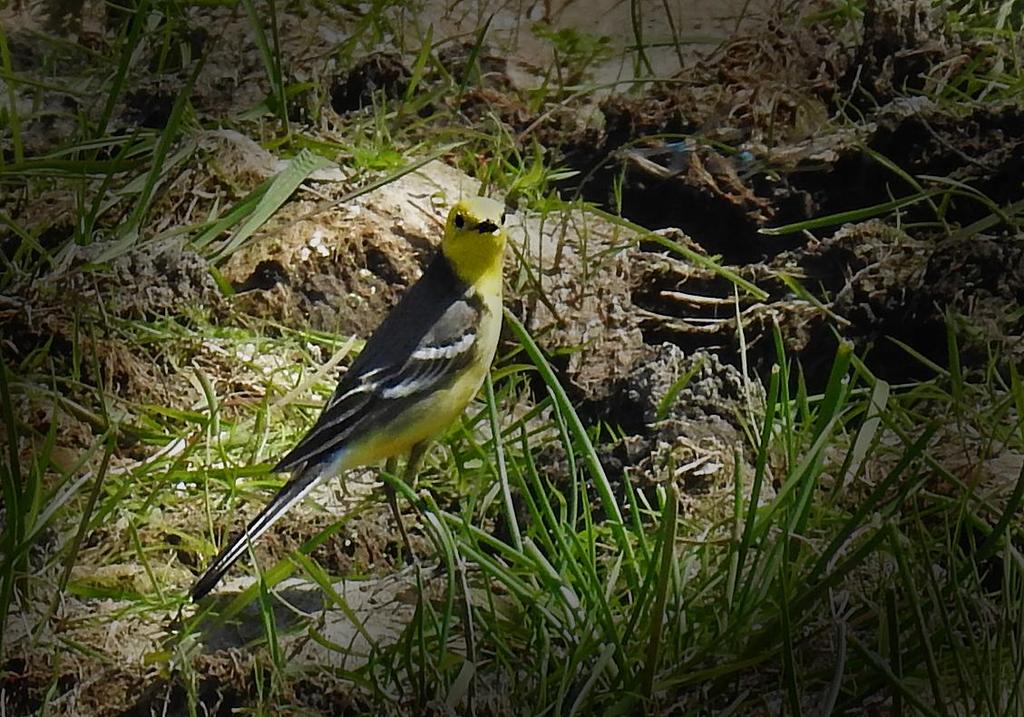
xmin=441 ymin=196 xmax=507 ymax=286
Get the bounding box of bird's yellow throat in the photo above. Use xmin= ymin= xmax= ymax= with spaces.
xmin=440 ymin=196 xmax=507 ymax=287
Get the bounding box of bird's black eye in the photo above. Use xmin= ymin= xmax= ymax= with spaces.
xmin=500 ymin=212 xmax=507 ymax=224
xmin=454 ymin=213 xmax=465 ymax=228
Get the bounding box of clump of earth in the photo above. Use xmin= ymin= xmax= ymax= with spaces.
xmin=2 ymin=0 xmax=1022 ymax=714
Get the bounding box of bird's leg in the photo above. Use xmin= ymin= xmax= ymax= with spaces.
xmin=384 ymin=444 xmax=428 ymax=565
xmin=382 ymin=456 xmax=407 ymax=564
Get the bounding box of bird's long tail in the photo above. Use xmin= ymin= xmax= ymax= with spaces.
xmin=190 ymin=465 xmax=324 ymax=601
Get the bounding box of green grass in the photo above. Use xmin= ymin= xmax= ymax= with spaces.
xmin=2 ymin=0 xmax=1024 ymax=714
xmin=11 ymin=281 xmax=1018 ymax=715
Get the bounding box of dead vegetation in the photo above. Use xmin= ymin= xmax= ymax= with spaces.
xmin=2 ymin=0 xmax=1023 ymax=714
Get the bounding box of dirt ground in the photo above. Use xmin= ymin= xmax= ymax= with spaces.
xmin=2 ymin=0 xmax=1023 ymax=714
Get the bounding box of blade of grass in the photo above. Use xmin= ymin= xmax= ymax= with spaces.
xmin=863 ymin=146 xmax=947 ymax=231
xmin=814 ymin=340 xmax=853 ymax=441
xmin=281 ymin=144 xmax=466 ymax=231
xmin=97 ymin=57 xmax=204 ymax=262
xmin=779 ymin=527 xmax=802 ymax=717
xmin=566 ymin=642 xmax=616 ymax=717
xmin=654 ymin=356 xmax=704 ymax=421
xmin=94 ymin=0 xmax=151 ymax=140
xmin=256 ymin=575 xmax=284 ymax=671
xmin=55 ymin=434 xmax=114 ymax=597
xmin=592 ymin=207 xmax=768 ymax=300
xmin=848 ymin=633 xmax=941 ymax=717
xmin=504 ymin=310 xmax=638 ymax=590
xmin=455 ymin=15 xmax=492 ymax=98
xmin=888 ymin=523 xmax=950 ymax=717
xmin=885 ymin=588 xmax=903 ymax=717
xmin=419 ymin=492 xmax=462 ymax=688
xmin=760 ymin=190 xmax=942 ymax=236
xmin=0 ymin=24 xmax=23 ymax=165
xmin=975 ymin=459 xmax=1024 ymax=563
xmin=290 ymin=553 xmax=378 ymax=648
xmin=0 ymin=360 xmax=24 ymax=654
xmin=735 ymin=363 xmax=779 ymax=590
xmin=838 ymin=376 xmax=890 ymax=489
xmin=485 ymin=373 xmax=521 ymax=552
xmin=806 ymin=424 xmax=935 ymax=586
xmin=210 ymin=148 xmax=333 ymax=262
xmin=402 ymin=24 xmax=434 ymax=106
xmin=640 ymin=483 xmax=678 ymax=698
xmin=629 ymin=0 xmax=654 ymax=75
xmin=240 ymin=0 xmax=288 ymax=129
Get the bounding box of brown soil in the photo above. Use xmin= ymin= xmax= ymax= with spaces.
xmin=2 ymin=0 xmax=1022 ymax=714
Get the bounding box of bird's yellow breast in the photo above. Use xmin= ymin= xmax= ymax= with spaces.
xmin=341 ymin=285 xmax=503 ymax=470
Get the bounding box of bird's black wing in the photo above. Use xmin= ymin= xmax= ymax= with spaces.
xmin=271 ymin=252 xmax=482 ymax=474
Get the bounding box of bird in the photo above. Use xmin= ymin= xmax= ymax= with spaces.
xmin=191 ymin=196 xmax=508 ymax=601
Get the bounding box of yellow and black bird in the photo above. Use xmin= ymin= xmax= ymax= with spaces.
xmin=191 ymin=196 xmax=507 ymax=600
